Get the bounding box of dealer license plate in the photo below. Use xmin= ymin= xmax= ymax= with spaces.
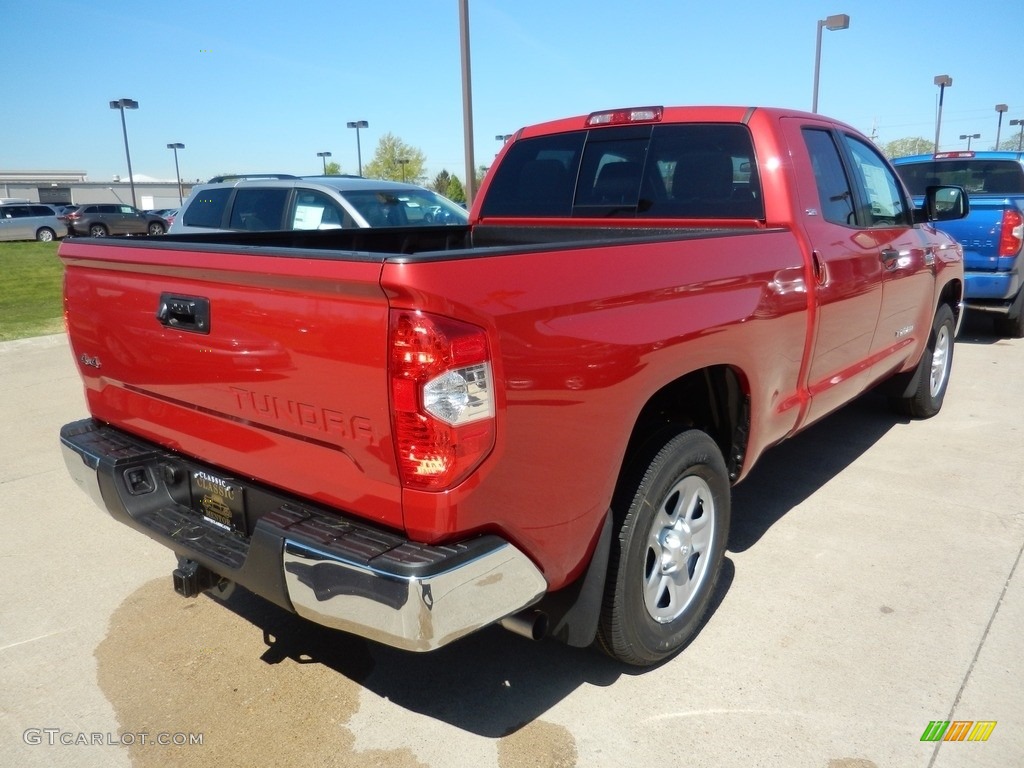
xmin=190 ymin=469 xmax=247 ymax=533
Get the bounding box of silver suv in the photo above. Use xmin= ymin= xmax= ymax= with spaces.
xmin=0 ymin=203 xmax=68 ymax=242
xmin=169 ymin=175 xmax=467 ymax=234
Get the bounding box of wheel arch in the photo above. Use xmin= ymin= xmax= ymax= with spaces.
xmin=533 ymin=364 xmax=750 ymax=651
xmin=621 ymin=364 xmax=751 ymax=487
xmin=939 ymin=277 xmax=964 ymax=334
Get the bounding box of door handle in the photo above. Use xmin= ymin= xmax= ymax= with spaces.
xmin=880 ymin=248 xmax=901 ymax=269
xmin=156 ymin=293 xmax=210 ymax=333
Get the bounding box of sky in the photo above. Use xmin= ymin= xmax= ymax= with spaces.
xmin=3 ymin=0 xmax=1023 ymax=185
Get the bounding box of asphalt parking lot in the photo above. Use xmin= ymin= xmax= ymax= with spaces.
xmin=1 ymin=320 xmax=1021 ymax=768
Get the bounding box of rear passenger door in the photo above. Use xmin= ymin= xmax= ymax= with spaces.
xmin=228 ymin=188 xmax=289 ymax=231
xmin=836 ymin=133 xmax=936 ymax=369
xmin=783 ymin=120 xmax=884 ymax=426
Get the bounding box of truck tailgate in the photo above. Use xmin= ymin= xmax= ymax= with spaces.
xmin=60 ymin=239 xmax=403 ymax=530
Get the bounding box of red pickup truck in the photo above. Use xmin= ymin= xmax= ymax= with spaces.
xmin=60 ymin=106 xmax=966 ymax=666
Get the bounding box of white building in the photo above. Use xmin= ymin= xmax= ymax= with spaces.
xmin=0 ymin=170 xmax=193 ymax=210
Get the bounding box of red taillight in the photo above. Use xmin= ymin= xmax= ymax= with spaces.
xmin=999 ymin=209 xmax=1024 ymax=257
xmin=66 ymin=211 xmax=80 ymax=220
xmin=389 ymin=310 xmax=495 ymax=490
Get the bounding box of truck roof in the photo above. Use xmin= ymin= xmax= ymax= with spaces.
xmin=509 ymin=105 xmax=857 ymax=141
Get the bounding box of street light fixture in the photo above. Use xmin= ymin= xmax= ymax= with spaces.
xmin=996 ymin=104 xmax=1009 ymax=148
xmin=933 ymin=75 xmax=953 ymax=152
xmin=166 ymin=143 xmax=185 ymax=205
xmin=109 ymin=98 xmax=139 ymax=208
xmin=812 ymin=13 xmax=850 ymax=113
xmin=495 ymin=134 xmax=512 ymax=142
xmin=959 ymin=133 xmax=980 ymax=151
xmin=397 ymin=158 xmax=409 ymax=182
xmin=346 ymin=121 xmax=368 ymax=176
xmin=1012 ymin=119 xmax=1024 ymax=152
xmin=317 ymin=151 xmax=332 ymax=174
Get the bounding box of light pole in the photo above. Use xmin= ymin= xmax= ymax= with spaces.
xmin=166 ymin=143 xmax=185 ymax=205
xmin=959 ymin=133 xmax=980 ymax=151
xmin=812 ymin=13 xmax=850 ymax=113
xmin=317 ymin=151 xmax=332 ymax=174
xmin=933 ymin=75 xmax=952 ymax=152
xmin=1012 ymin=119 xmax=1024 ymax=152
xmin=346 ymin=121 xmax=368 ymax=176
xmin=398 ymin=158 xmax=409 ymax=182
xmin=996 ymin=104 xmax=1008 ymax=148
xmin=109 ymin=98 xmax=139 ymax=208
xmin=460 ymin=0 xmax=477 ymax=204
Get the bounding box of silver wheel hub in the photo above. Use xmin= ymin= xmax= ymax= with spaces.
xmin=644 ymin=475 xmax=715 ymax=623
xmin=929 ymin=324 xmax=951 ymax=398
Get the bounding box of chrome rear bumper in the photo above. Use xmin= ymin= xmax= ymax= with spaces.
xmin=60 ymin=418 xmax=546 ymax=652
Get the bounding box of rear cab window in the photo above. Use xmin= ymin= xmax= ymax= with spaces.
xmin=479 ymin=123 xmax=763 ymax=220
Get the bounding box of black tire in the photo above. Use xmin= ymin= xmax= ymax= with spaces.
xmin=148 ymin=221 xmax=165 ymax=236
xmin=891 ymin=304 xmax=955 ymax=419
xmin=35 ymin=227 xmax=55 ymax=242
xmin=88 ymin=224 xmax=108 ymax=237
xmin=994 ymin=289 xmax=1024 ymax=338
xmin=597 ymin=429 xmax=730 ymax=666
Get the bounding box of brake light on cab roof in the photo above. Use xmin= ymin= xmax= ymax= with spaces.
xmin=586 ymin=106 xmax=664 ymax=126
xmin=934 ymin=151 xmax=975 ymax=159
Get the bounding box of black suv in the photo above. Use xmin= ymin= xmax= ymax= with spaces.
xmin=64 ymin=204 xmax=167 ymax=237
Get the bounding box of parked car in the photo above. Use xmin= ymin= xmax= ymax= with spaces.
xmin=64 ymin=204 xmax=167 ymax=237
xmin=0 ymin=203 xmax=68 ymax=242
xmin=893 ymin=150 xmax=1024 ymax=336
xmin=161 ymin=208 xmax=179 ymax=228
xmin=169 ymin=176 xmax=467 ymax=234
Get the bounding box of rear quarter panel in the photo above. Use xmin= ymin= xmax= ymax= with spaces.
xmin=382 ymin=230 xmax=810 ymax=588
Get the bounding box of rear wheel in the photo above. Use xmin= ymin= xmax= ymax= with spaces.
xmin=597 ymin=429 xmax=730 ymax=666
xmin=35 ymin=227 xmax=55 ymax=242
xmin=88 ymin=223 xmax=108 ymax=237
xmin=891 ymin=304 xmax=955 ymax=418
xmin=147 ymin=221 xmax=165 ymax=236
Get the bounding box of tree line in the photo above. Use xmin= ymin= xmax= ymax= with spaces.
xmin=882 ymin=134 xmax=1024 ymax=158
xmin=321 ymin=132 xmax=487 ymax=204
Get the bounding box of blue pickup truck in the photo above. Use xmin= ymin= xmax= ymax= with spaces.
xmin=894 ymin=151 xmax=1024 ymax=337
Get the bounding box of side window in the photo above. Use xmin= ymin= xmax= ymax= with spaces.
xmin=99 ymin=205 xmax=119 ymax=214
xmin=477 ymin=132 xmax=585 ymax=218
xmin=8 ymin=206 xmax=30 ymax=218
xmin=229 ymin=188 xmax=289 ymax=231
xmin=802 ymin=128 xmax=855 ymax=226
xmin=291 ymin=189 xmax=352 ymax=229
xmin=841 ymin=134 xmax=909 ymax=227
xmin=30 ymin=205 xmax=53 ymax=216
xmin=182 ymin=187 xmax=232 ymax=228
xmin=118 ymin=205 xmax=135 ymax=214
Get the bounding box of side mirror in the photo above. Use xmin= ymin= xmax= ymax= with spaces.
xmin=917 ymin=185 xmax=969 ymax=223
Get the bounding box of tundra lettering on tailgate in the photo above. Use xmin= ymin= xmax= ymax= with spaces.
xmin=229 ymin=386 xmax=375 ymax=441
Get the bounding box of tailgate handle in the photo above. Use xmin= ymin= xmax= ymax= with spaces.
xmin=157 ymin=293 xmax=210 ymax=333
